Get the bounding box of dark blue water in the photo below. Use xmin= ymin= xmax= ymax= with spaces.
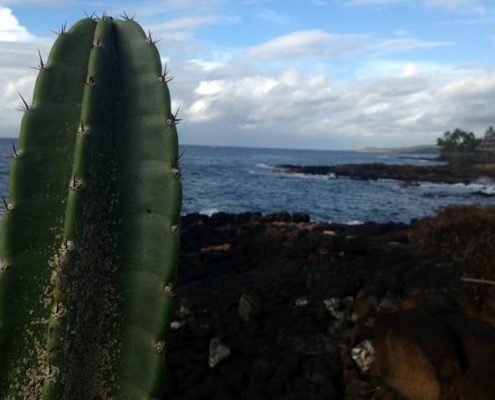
xmin=0 ymin=140 xmax=493 ymax=223
xmin=181 ymin=145 xmax=495 ymax=223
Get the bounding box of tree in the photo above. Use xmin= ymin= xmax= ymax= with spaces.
xmin=436 ymin=128 xmax=481 ymax=154
xmin=485 ymin=126 xmax=495 ymax=139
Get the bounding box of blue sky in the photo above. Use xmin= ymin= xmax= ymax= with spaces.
xmin=0 ymin=0 xmax=494 ymax=149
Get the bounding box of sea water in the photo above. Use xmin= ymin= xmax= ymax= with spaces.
xmin=0 ymin=140 xmax=493 ymax=224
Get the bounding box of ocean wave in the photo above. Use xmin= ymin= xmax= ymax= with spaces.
xmin=255 ymin=163 xmax=276 ymax=170
xmin=284 ymin=172 xmax=336 ymax=180
xmin=474 ymin=176 xmax=495 ymax=185
xmin=419 ymin=181 xmax=495 ymax=192
xmin=346 ymin=220 xmax=364 ymax=225
xmin=199 ymin=208 xmax=220 ymax=216
xmin=282 ymin=172 xmax=336 ymax=180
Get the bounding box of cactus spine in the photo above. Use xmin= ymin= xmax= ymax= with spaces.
xmin=0 ymin=15 xmax=181 ymax=400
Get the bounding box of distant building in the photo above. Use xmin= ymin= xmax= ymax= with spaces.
xmin=477 ymin=127 xmax=495 ymax=152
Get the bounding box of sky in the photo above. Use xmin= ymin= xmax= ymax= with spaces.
xmin=0 ymin=0 xmax=494 ymax=150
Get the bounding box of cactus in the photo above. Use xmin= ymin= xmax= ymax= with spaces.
xmin=0 ymin=15 xmax=182 ymax=400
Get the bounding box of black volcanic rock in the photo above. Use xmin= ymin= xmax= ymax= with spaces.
xmin=275 ymin=162 xmax=479 ymax=184
xmin=161 ymin=212 xmax=483 ymax=400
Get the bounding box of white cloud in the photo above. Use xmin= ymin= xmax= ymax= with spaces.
xmin=0 ymin=7 xmax=53 ymax=136
xmin=402 ymin=63 xmax=417 ymax=77
xmin=247 ymin=30 xmax=368 ymax=60
xmin=148 ymin=15 xmax=218 ymax=31
xmin=0 ymin=0 xmax=70 ymax=4
xmin=0 ymin=6 xmax=35 ymax=41
xmin=256 ymin=9 xmax=290 ymax=24
xmin=111 ymin=0 xmax=226 ymax=17
xmin=189 ymin=59 xmax=226 ymax=71
xmin=0 ymin=3 xmax=491 ymax=150
xmin=195 ymin=80 xmax=225 ymax=95
xmin=0 ymin=44 xmax=40 ymax=136
xmin=346 ymin=0 xmax=403 ymax=4
xmin=172 ymin=57 xmax=495 ymax=148
xmin=246 ymin=29 xmax=453 ymax=61
xmin=424 ymin=0 xmax=485 ymax=12
xmin=345 ymin=0 xmax=486 ymax=13
xmin=372 ymin=37 xmax=455 ymax=54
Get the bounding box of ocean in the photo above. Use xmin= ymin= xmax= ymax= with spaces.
xmin=0 ymin=140 xmax=494 ymax=224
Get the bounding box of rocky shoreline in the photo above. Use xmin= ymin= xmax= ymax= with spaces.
xmin=275 ymin=162 xmax=495 ymax=185
xmin=161 ymin=212 xmax=495 ymax=400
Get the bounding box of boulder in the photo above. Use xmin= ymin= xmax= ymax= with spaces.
xmin=374 ymin=312 xmax=462 ymax=400
xmin=292 ymin=212 xmax=310 ymax=223
xmin=458 ymin=360 xmax=495 ymax=400
xmin=439 ymin=315 xmax=495 ymax=368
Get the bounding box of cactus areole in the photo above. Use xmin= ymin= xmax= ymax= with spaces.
xmin=0 ymin=15 xmax=182 ymax=400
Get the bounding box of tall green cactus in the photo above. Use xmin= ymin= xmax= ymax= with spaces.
xmin=0 ymin=15 xmax=182 ymax=400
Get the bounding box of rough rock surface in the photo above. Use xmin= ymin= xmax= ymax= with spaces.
xmin=275 ymin=163 xmax=491 ymax=185
xmin=160 ymin=212 xmax=494 ymax=400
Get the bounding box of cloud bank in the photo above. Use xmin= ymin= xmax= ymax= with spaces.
xmin=0 ymin=4 xmax=493 ymax=149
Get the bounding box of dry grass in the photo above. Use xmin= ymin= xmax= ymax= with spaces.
xmin=410 ymin=205 xmax=495 ymax=281
xmin=472 ymin=163 xmax=495 ymax=175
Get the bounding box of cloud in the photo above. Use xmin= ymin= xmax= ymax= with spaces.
xmin=0 ymin=0 xmax=70 ymax=4
xmin=0 ymin=42 xmax=47 ymax=136
xmin=0 ymin=4 xmax=491 ymax=150
xmin=346 ymin=0 xmax=403 ymax=4
xmin=110 ymin=0 xmax=226 ymax=18
xmin=247 ymin=30 xmax=368 ymax=60
xmin=371 ymin=37 xmax=454 ymax=53
xmin=424 ymin=0 xmax=485 ymax=12
xmin=0 ymin=7 xmax=52 ymax=136
xmin=256 ymin=9 xmax=291 ymax=24
xmin=189 ymin=59 xmax=226 ymax=71
xmin=0 ymin=6 xmax=35 ymax=41
xmin=148 ymin=15 xmax=218 ymax=31
xmin=345 ymin=0 xmax=487 ymax=13
xmin=172 ymin=58 xmax=495 ymax=148
xmin=145 ymin=15 xmax=218 ymax=44
xmin=246 ymin=29 xmax=453 ymax=61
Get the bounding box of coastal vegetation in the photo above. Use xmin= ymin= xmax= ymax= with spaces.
xmin=279 ymin=126 xmax=495 ymax=186
xmin=410 ymin=205 xmax=495 ymax=282
xmin=436 ymin=127 xmax=495 ymax=166
xmin=436 ymin=128 xmax=481 ymax=155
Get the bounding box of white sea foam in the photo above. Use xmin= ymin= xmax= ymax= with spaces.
xmin=418 ymin=180 xmax=495 ymax=196
xmin=255 ymin=163 xmax=275 ymax=170
xmin=346 ymin=220 xmax=364 ymax=225
xmin=284 ymin=172 xmax=335 ymax=180
xmin=199 ymin=208 xmax=219 ymax=216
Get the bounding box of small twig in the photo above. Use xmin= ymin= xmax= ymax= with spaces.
xmin=461 ymin=277 xmax=495 ymax=286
